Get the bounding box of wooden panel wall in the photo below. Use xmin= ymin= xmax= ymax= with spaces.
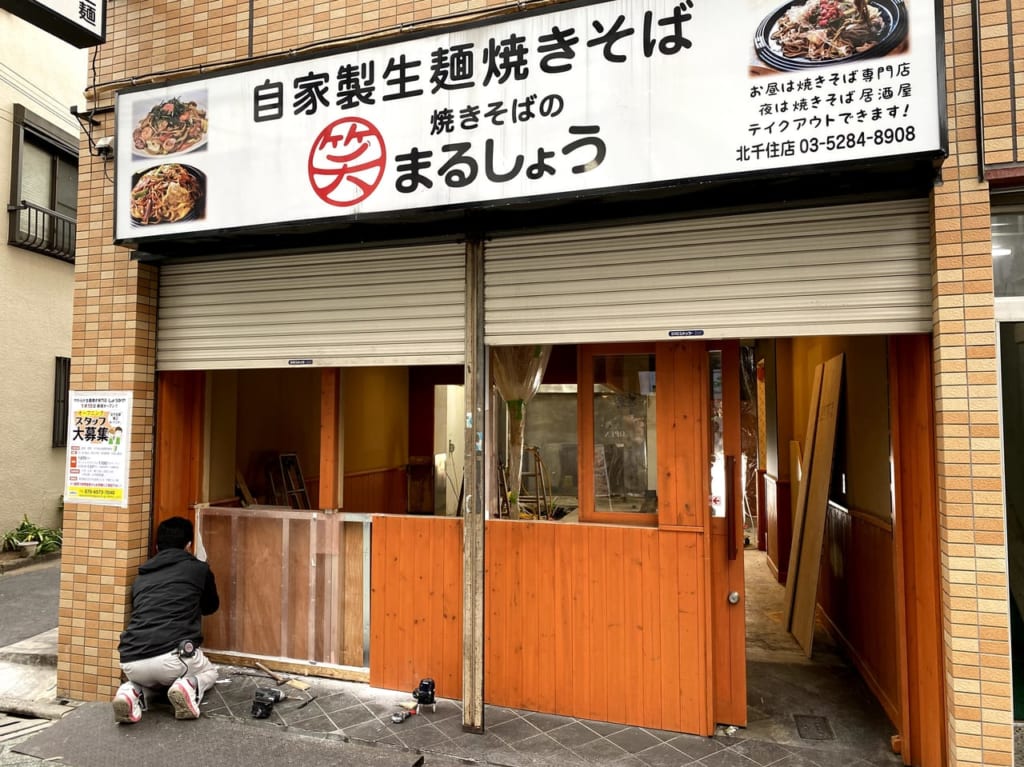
xmin=198 ymin=509 xmax=366 ymax=666
xmin=817 ymin=506 xmax=900 ymax=726
xmin=369 ymin=515 xmax=463 ymax=698
xmin=764 ymin=474 xmax=791 ymax=583
xmin=483 ymin=520 xmax=710 ymax=734
xmin=154 ymin=371 xmax=205 ymax=545
xmin=342 ymin=467 xmax=407 ymax=514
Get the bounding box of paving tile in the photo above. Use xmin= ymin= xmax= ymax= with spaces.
xmin=393 ymin=723 xmax=453 ymax=750
xmin=727 ymin=739 xmax=793 ymax=765
xmin=523 ymin=711 xmax=575 ymax=732
xmin=484 ymin=705 xmax=524 ymax=726
xmin=513 ymin=731 xmax=580 ymax=761
xmin=581 ymin=719 xmax=630 ymax=737
xmin=606 ymin=726 xmax=663 ymax=754
xmin=489 ymin=715 xmax=544 ymax=744
xmin=287 ymin=712 xmax=341 ymax=734
xmin=633 ymin=741 xmax=697 ymax=767
xmin=572 ymin=736 xmax=631 ymax=764
xmin=697 ymin=749 xmax=762 ymax=767
xmin=666 ymin=734 xmax=725 ymax=760
xmin=547 ymin=721 xmax=603 ymax=749
xmin=644 ymin=728 xmax=684 ymax=743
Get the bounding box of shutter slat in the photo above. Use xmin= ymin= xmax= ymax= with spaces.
xmin=484 ymin=200 xmax=932 ymax=344
xmin=158 ymin=244 xmax=466 ymax=370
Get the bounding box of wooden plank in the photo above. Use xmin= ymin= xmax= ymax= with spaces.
xmin=439 ymin=517 xmax=463 ymax=698
xmin=889 ymin=334 xmax=944 ymax=767
xmin=552 ymin=524 xmax=573 ymax=714
xmin=318 ymin=369 xmax=340 ymax=510
xmin=521 ymin=524 xmax=541 ymax=712
xmin=368 ymin=515 xmax=390 ymax=689
xmin=585 ymin=527 xmax=608 ymax=721
xmin=534 ymin=524 xmax=556 ymax=713
xmin=342 ymin=521 xmax=364 ymax=667
xmin=790 ymin=353 xmax=844 ymax=656
xmin=783 ymin=363 xmax=824 ymax=631
xmin=640 ymin=528 xmax=663 ymax=729
xmin=570 ymin=526 xmax=590 ymax=718
xmin=656 ymin=344 xmax=680 ymax=526
xmin=506 ymin=520 xmax=525 ymax=707
xmin=657 ymin=531 xmax=683 ymax=732
xmin=604 ymin=526 xmax=627 ymax=725
xmin=484 ymin=522 xmax=507 ymax=705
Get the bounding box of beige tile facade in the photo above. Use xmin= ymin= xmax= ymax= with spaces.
xmin=62 ymin=1 xmax=1021 ymax=764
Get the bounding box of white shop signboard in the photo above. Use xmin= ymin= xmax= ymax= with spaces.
xmin=113 ymin=0 xmax=942 ymax=245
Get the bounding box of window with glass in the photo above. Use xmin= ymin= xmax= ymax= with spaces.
xmin=579 ymin=346 xmax=658 ymax=523
xmin=8 ymin=105 xmax=78 ymax=263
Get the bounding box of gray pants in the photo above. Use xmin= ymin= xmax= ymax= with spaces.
xmin=121 ymin=647 xmax=218 ymax=703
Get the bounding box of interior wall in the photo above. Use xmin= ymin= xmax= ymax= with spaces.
xmin=790 ymin=336 xmax=891 ymax=519
xmin=234 ymin=368 xmax=322 ymax=502
xmin=342 ymin=367 xmax=409 ymax=472
xmin=206 ymin=371 xmax=238 ymax=502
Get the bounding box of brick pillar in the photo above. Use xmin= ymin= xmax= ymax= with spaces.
xmin=57 ymin=119 xmax=159 ymax=701
xmin=933 ymin=3 xmax=1012 ymax=760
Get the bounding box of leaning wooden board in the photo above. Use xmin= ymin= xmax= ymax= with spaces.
xmin=787 ymin=353 xmax=845 ymax=657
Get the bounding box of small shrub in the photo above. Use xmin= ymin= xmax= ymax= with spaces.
xmin=1 ymin=515 xmax=63 ymax=554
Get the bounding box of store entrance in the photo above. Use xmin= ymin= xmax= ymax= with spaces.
xmin=998 ymin=323 xmax=1024 ymax=722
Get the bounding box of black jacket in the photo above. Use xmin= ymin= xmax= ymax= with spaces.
xmin=117 ymin=547 xmax=219 ymax=663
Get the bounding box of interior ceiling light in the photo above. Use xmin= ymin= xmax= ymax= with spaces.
xmin=992 ymin=247 xmax=1012 ymax=257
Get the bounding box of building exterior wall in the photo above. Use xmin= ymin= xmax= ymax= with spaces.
xmin=61 ymin=2 xmax=1020 ymax=765
xmin=0 ymin=12 xmax=85 ymax=535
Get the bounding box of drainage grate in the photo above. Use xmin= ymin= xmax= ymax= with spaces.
xmin=793 ymin=714 xmax=835 ymax=741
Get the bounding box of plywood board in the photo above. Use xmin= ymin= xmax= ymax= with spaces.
xmin=783 ymin=364 xmax=824 ymax=632
xmin=789 ymin=353 xmax=844 ymax=656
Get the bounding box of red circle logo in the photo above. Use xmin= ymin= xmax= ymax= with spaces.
xmin=308 ymin=117 xmax=386 ymax=207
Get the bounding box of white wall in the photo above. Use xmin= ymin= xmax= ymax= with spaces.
xmin=0 ymin=11 xmax=85 ymax=534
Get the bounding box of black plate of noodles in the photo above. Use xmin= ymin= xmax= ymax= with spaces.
xmin=754 ymin=0 xmax=908 ymax=72
xmin=129 ymin=163 xmax=206 ymax=226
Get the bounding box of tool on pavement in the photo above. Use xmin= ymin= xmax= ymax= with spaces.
xmin=255 ymin=660 xmax=312 ymax=691
xmin=250 ymin=686 xmax=284 ymax=719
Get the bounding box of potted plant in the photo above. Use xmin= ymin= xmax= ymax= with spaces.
xmin=2 ymin=515 xmax=62 ymax=558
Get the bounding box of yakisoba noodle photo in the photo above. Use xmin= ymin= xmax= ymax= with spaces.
xmin=132 ymin=97 xmax=208 ymax=156
xmin=130 ymin=164 xmax=204 ymax=225
xmin=771 ymin=0 xmax=885 ymax=61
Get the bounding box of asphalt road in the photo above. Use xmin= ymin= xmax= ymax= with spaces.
xmin=0 ymin=560 xmax=59 ymax=647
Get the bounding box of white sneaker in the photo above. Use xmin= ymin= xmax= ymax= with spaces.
xmin=112 ymin=682 xmax=145 ymax=723
xmin=168 ymin=676 xmax=201 ymax=719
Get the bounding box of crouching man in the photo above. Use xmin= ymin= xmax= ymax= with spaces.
xmin=113 ymin=516 xmax=220 ymax=723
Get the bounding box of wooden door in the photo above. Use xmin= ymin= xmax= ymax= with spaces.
xmin=709 ymin=341 xmax=747 ymax=726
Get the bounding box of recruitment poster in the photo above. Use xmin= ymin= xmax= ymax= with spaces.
xmin=64 ymin=391 xmax=132 ymax=507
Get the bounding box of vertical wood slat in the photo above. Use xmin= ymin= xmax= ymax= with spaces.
xmin=790 ymin=354 xmax=845 ymax=655
xmin=889 ymin=334 xmax=945 ymax=767
xmin=369 ymin=515 xmax=463 ymax=698
xmin=319 ymin=369 xmax=340 ymax=509
xmin=154 ymin=370 xmax=205 ymax=538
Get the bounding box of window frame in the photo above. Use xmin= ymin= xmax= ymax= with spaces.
xmin=578 ymin=343 xmax=659 ymax=526
xmin=52 ymin=356 xmax=71 ymax=448
xmin=8 ymin=104 xmax=78 ymax=263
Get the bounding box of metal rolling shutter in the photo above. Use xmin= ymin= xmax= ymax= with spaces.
xmin=158 ymin=244 xmax=466 ymax=370
xmin=484 ymin=199 xmax=933 ymax=345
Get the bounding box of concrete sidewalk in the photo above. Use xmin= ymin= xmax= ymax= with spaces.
xmin=0 ymin=625 xmax=906 ymax=767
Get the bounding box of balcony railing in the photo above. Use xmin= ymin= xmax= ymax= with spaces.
xmin=7 ymin=200 xmax=76 ymax=263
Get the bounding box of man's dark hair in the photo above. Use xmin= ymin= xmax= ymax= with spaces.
xmin=156 ymin=516 xmax=194 ymax=551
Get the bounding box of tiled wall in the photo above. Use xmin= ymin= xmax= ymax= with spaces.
xmin=933 ymin=0 xmax=1014 ymax=764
